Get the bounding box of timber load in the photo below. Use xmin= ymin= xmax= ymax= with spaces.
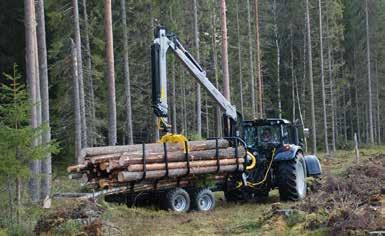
xmin=67 ymin=138 xmax=246 ymax=192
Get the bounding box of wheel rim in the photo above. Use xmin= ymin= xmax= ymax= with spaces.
xmin=198 ymin=194 xmax=213 ymax=211
xmin=173 ymin=195 xmax=187 ymax=212
xmin=296 ymin=160 xmax=306 ymax=198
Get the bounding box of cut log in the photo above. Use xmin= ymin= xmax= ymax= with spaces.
xmin=67 ymin=162 xmax=90 ymax=173
xmin=117 ymin=164 xmax=243 ymax=182
xmin=80 ymin=139 xmax=231 ymax=162
xmin=126 ymin=158 xmax=244 ymax=172
xmin=117 ymin=146 xmax=246 ymax=167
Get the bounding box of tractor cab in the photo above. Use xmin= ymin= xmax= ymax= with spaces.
xmin=241 ymin=119 xmax=304 ymax=153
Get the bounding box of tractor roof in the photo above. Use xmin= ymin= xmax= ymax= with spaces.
xmin=242 ymin=118 xmax=292 ymax=126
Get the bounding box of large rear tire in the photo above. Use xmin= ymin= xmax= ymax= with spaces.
xmin=277 ymin=154 xmax=307 ymax=201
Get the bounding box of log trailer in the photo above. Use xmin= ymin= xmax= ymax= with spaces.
xmin=147 ymin=26 xmax=321 ymax=211
xmin=67 ymin=27 xmax=321 ymax=213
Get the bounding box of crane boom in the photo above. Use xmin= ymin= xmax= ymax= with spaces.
xmin=151 ymin=27 xmax=237 ymax=131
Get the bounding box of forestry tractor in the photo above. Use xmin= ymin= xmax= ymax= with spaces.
xmin=148 ymin=26 xmax=321 ymax=209
xmin=103 ymin=27 xmax=322 ymax=212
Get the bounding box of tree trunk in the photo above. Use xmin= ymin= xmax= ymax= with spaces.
xmin=172 ymin=59 xmax=177 ymax=134
xmin=71 ymin=39 xmax=82 ymax=163
xmin=236 ymin=1 xmax=244 ymax=118
xmin=220 ymin=0 xmax=230 ymax=101
xmin=211 ymin=6 xmax=221 ymax=137
xmin=273 ymin=0 xmax=282 ymax=119
xmin=326 ymin=16 xmax=336 ymax=152
xmin=193 ymin=0 xmax=202 ymax=138
xmin=305 ymin=0 xmax=317 ymax=154
xmin=254 ymin=0 xmax=263 ymax=117
xmin=104 ymin=0 xmax=117 ymax=145
xmin=120 ymin=0 xmax=133 ymax=144
xmin=318 ymin=0 xmax=329 ymax=154
xmin=36 ymin=0 xmax=51 ymax=200
xmin=246 ymin=0 xmax=255 ymax=117
xmin=25 ymin=0 xmax=40 ymax=202
xmin=82 ymin=0 xmax=96 ymax=146
xmin=72 ymin=0 xmax=87 ymax=148
xmin=365 ymin=0 xmax=374 ymax=144
xmin=290 ymin=28 xmax=296 ymax=122
xmin=375 ymin=60 xmax=381 ymax=144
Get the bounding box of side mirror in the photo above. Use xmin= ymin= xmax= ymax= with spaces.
xmin=303 ymin=128 xmax=310 ymax=138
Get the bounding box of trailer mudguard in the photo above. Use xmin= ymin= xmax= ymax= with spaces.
xmin=303 ymin=155 xmax=322 ymax=177
xmin=273 ymin=145 xmax=301 ymax=161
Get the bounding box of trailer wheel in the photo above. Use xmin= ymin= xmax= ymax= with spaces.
xmin=277 ymin=154 xmax=307 ymax=201
xmin=162 ymin=188 xmax=190 ymax=212
xmin=191 ymin=188 xmax=215 ymax=212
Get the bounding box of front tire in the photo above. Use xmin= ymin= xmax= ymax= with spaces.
xmin=277 ymin=154 xmax=307 ymax=201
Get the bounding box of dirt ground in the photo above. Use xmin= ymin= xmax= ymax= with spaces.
xmin=35 ymin=148 xmax=385 ymax=235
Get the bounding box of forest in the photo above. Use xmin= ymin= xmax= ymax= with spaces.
xmin=0 ymin=0 xmax=384 ymax=235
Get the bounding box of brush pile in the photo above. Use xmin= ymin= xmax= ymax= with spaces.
xmin=67 ymin=139 xmax=246 ymax=192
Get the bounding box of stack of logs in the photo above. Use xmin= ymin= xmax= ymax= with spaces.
xmin=68 ymin=139 xmax=246 ymax=192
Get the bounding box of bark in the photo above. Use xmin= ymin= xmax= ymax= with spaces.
xmin=25 ymin=0 xmax=40 ymax=202
xmin=82 ymin=0 xmax=96 ymax=147
xmin=104 ymin=0 xmax=117 ymax=145
xmin=305 ymin=0 xmax=317 ymax=154
xmin=36 ymin=0 xmax=52 ymax=200
xmin=71 ymin=39 xmax=82 ymax=163
xmin=273 ymin=0 xmax=281 ymax=119
xmin=255 ymin=0 xmax=263 ymax=117
xmin=72 ymin=0 xmax=87 ymax=148
xmin=118 ymin=165 xmax=243 ymax=182
xmin=120 ymin=0 xmax=134 ymax=144
xmin=220 ymin=0 xmax=230 ymax=101
xmin=193 ymin=0 xmax=202 ymax=137
xmin=318 ymin=0 xmax=329 ymax=154
xmin=365 ymin=0 xmax=374 ymax=144
xmin=246 ymin=0 xmax=256 ymax=117
xmin=235 ymin=1 xmax=244 ymax=118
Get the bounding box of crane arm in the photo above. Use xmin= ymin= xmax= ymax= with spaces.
xmin=151 ymin=27 xmax=237 ymax=131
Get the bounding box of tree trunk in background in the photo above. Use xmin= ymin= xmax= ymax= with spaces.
xmin=375 ymin=60 xmax=380 ymax=144
xmin=82 ymin=0 xmax=96 ymax=147
xmin=172 ymin=60 xmax=177 ymax=134
xmin=72 ymin=0 xmax=87 ymax=148
xmin=211 ymin=7 xmax=221 ymax=137
xmin=220 ymin=0 xmax=230 ymax=101
xmin=236 ymin=1 xmax=244 ymax=118
xmin=25 ymin=0 xmax=40 ymax=202
xmin=104 ymin=0 xmax=117 ymax=145
xmin=246 ymin=0 xmax=255 ymax=117
xmin=305 ymin=0 xmax=317 ymax=154
xmin=318 ymin=0 xmax=329 ymax=154
xmin=36 ymin=0 xmax=51 ymax=200
xmin=365 ymin=0 xmax=374 ymax=144
xmin=326 ymin=16 xmax=336 ymax=152
xmin=290 ymin=28 xmax=296 ymax=122
xmin=193 ymin=0 xmax=201 ymax=138
xmin=71 ymin=39 xmax=82 ymax=163
xmin=120 ymin=0 xmax=134 ymax=144
xmin=254 ymin=0 xmax=263 ymax=117
xmin=273 ymin=0 xmax=281 ymax=119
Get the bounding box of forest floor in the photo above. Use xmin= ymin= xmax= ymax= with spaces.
xmin=29 ymin=147 xmax=385 ymax=235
